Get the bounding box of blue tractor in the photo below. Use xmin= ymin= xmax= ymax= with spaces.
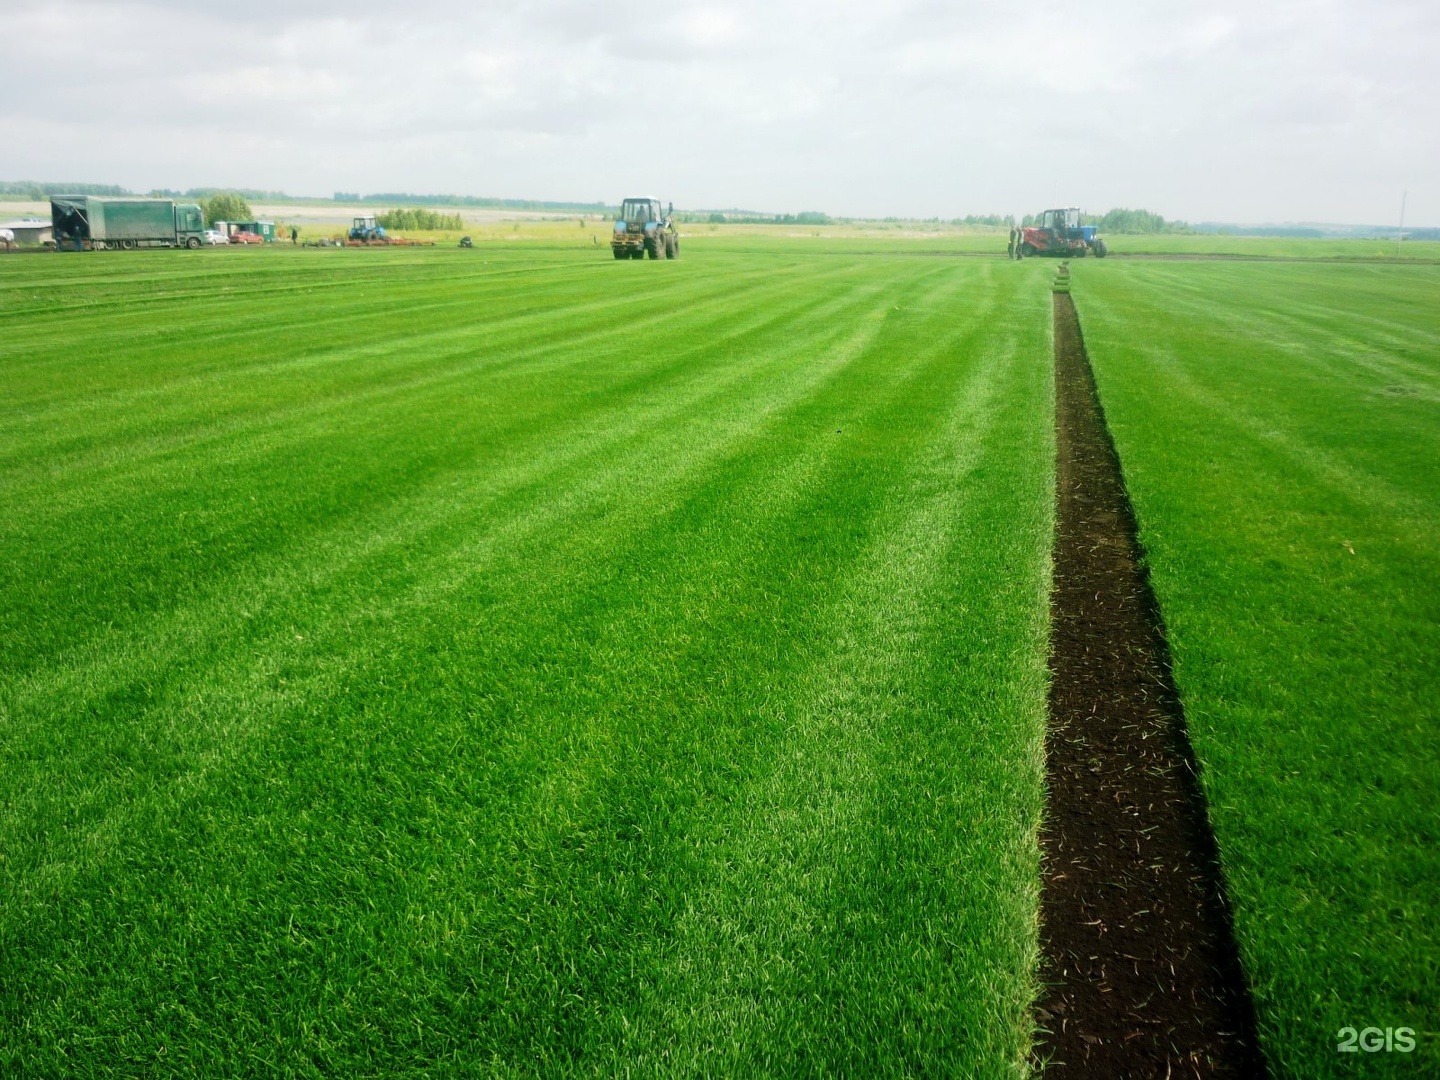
xmin=611 ymin=197 xmax=678 ymax=260
xmin=348 ymin=214 xmax=387 ymax=243
xmin=1015 ymin=208 xmax=1107 ymax=259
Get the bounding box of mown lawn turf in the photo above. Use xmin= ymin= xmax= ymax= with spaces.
xmin=1073 ymin=261 xmax=1440 ymax=1078
xmin=0 ymin=244 xmax=1054 ymax=1077
xmin=1086 ymin=235 xmax=1440 ymax=261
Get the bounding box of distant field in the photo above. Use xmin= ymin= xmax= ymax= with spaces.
xmin=1101 ymin=233 xmax=1440 ymax=260
xmin=6 ymin=198 xmax=1436 ymax=260
xmin=0 ymin=245 xmax=1054 ymax=1076
xmin=1074 ymin=261 xmax=1440 ymax=1077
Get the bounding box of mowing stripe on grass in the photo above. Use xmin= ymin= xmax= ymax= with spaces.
xmin=1 ymin=248 xmax=1054 ymax=1077
xmin=1036 ymin=292 xmax=1265 ymax=1077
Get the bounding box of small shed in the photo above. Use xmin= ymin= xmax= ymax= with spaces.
xmin=1 ymin=219 xmax=53 ymax=244
xmin=221 ymin=220 xmax=277 ymax=241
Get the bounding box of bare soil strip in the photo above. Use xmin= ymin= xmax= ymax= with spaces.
xmin=1035 ymin=292 xmax=1267 ymax=1077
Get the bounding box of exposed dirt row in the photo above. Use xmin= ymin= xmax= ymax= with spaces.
xmin=1035 ymin=292 xmax=1267 ymax=1078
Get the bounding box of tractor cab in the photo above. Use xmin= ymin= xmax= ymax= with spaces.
xmin=618 ymin=198 xmax=666 ymax=232
xmin=1041 ymin=208 xmax=1081 ymax=236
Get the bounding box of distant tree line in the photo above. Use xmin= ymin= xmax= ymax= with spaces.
xmin=0 ymin=181 xmax=132 ymax=197
xmin=151 ymin=186 xmax=291 ymax=201
xmin=1093 ymin=208 xmax=1183 ymax=233
xmin=1201 ymin=225 xmax=1324 ymax=237
xmin=1010 ymin=208 xmax=1189 ymax=234
xmin=24 ymin=184 xmax=1418 ymax=240
xmin=343 ymin=192 xmax=611 ymax=213
xmin=376 ymin=207 xmax=464 ymax=231
xmin=682 ymin=211 xmax=832 ymax=225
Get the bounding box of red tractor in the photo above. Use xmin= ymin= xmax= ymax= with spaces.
xmin=1013 ymin=208 xmax=1107 ymax=259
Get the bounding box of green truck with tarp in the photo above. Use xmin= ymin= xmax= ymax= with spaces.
xmin=50 ymin=196 xmax=206 ymax=250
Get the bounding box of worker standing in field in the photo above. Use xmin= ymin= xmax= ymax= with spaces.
xmin=1008 ymin=225 xmax=1018 ymax=260
xmin=291 ymin=226 xmax=299 ymax=244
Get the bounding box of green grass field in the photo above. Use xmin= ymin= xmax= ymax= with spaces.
xmin=1074 ymin=260 xmax=1440 ymax=1077
xmin=1088 ymin=234 xmax=1440 ymax=261
xmin=4 ymin=239 xmax=1435 ymax=1077
xmin=1 ymin=245 xmax=1056 ymax=1077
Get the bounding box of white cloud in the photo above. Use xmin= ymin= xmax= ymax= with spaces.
xmin=0 ymin=0 xmax=1435 ymax=222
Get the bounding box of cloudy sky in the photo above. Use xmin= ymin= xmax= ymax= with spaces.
xmin=3 ymin=0 xmax=1435 ymax=223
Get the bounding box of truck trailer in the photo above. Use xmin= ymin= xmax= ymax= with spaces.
xmin=50 ymin=196 xmax=206 ymax=250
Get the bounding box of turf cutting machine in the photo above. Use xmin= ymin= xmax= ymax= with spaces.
xmin=1015 ymin=208 xmax=1107 ymax=259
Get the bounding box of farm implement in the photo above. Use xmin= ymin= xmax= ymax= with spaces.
xmin=342 ymin=217 xmax=435 ymax=247
xmin=343 ymin=236 xmax=436 ymax=247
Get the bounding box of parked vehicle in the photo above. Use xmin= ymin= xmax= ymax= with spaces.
xmin=50 ymin=196 xmax=206 ymax=250
xmin=229 ymin=231 xmax=264 ymax=245
xmin=203 ymin=230 xmax=230 ymax=246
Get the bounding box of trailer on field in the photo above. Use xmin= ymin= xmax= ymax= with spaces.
xmin=215 ymin=220 xmax=278 ymax=242
xmin=50 ymin=196 xmax=206 ymax=250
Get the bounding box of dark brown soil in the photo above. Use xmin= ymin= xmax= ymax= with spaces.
xmin=1035 ymin=293 xmax=1267 ymax=1078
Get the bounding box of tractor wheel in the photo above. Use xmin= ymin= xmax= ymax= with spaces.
xmin=646 ymin=236 xmax=661 ymax=259
xmin=613 ymin=248 xmax=627 ymax=260
xmin=665 ymin=233 xmax=677 ymax=259
xmin=1094 ymin=239 xmax=1108 ymax=258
